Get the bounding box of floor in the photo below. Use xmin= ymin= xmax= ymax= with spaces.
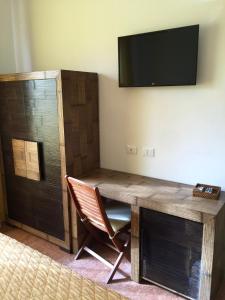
xmin=0 ymin=225 xmax=225 ymax=300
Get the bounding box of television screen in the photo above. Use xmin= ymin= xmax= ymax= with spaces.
xmin=118 ymin=25 xmax=199 ymax=87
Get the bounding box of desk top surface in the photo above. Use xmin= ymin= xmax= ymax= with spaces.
xmin=80 ymin=168 xmax=225 ymax=222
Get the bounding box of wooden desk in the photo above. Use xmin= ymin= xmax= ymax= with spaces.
xmin=80 ymin=168 xmax=225 ymax=300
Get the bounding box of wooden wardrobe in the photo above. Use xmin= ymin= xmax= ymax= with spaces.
xmin=0 ymin=70 xmax=99 ymax=251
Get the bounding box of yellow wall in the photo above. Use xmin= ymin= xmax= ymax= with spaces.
xmin=0 ymin=0 xmax=14 ymax=221
xmin=25 ymin=0 xmax=225 ymax=189
xmin=0 ymin=0 xmax=16 ymax=73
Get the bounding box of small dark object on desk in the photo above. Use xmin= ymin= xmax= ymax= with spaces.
xmin=193 ymin=183 xmax=221 ymax=200
xmin=205 ymin=187 xmax=213 ymax=193
xmin=197 ymin=186 xmax=205 ymax=192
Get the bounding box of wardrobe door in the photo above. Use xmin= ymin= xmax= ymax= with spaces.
xmin=0 ymin=79 xmax=65 ymax=239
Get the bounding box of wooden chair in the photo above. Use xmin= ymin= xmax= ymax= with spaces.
xmin=65 ymin=175 xmax=131 ymax=283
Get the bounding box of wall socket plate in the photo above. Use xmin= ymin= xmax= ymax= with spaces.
xmin=126 ymin=145 xmax=137 ymax=155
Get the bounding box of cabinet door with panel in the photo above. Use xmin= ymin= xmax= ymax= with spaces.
xmin=0 ymin=70 xmax=100 ymax=252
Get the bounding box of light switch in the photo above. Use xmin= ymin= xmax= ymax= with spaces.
xmin=143 ymin=147 xmax=155 ymax=157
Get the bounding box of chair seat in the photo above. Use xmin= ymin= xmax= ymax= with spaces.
xmin=104 ymin=200 xmax=131 ymax=233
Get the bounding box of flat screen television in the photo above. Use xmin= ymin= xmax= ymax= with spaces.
xmin=118 ymin=25 xmax=199 ymax=87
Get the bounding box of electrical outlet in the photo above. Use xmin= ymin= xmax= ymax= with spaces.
xmin=126 ymin=145 xmax=137 ymax=155
xmin=143 ymin=147 xmax=155 ymax=157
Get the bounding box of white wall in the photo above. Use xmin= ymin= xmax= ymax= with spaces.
xmin=10 ymin=0 xmax=32 ymax=72
xmin=0 ymin=0 xmax=31 ymax=74
xmin=0 ymin=0 xmax=15 ymax=220
xmin=0 ymin=0 xmax=31 ymax=221
xmin=26 ymin=0 xmax=225 ymax=189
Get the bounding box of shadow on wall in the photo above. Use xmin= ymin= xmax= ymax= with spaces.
xmin=98 ymin=73 xmax=134 ymax=171
xmin=98 ymin=72 xmax=138 ymax=113
xmin=197 ymin=22 xmax=220 ymax=85
xmin=98 ymin=73 xmax=158 ymax=174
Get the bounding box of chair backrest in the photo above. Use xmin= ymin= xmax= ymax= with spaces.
xmin=65 ymin=176 xmax=114 ymax=236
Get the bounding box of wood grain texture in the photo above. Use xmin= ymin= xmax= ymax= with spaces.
xmin=80 ymin=168 xmax=225 ymax=299
xmin=61 ymin=70 xmax=99 ymax=177
xmin=0 ymin=70 xmax=60 ymax=82
xmin=0 ymin=78 xmax=64 ymax=240
xmin=80 ymin=168 xmax=225 ymax=221
xmin=7 ymin=218 xmax=68 ymax=249
xmin=199 ymin=219 xmax=215 ymax=300
xmin=61 ymin=70 xmax=99 ymax=250
xmin=12 ymin=139 xmax=40 ymax=181
xmin=12 ymin=139 xmax=27 ymax=178
xmin=25 ymin=141 xmax=40 ymax=181
xmin=0 ymin=70 xmax=100 ymax=252
xmin=141 ymin=208 xmax=203 ymax=299
xmin=211 ymin=203 xmax=225 ymax=300
xmin=56 ymin=75 xmax=71 ymax=251
xmin=131 ymin=205 xmax=140 ymax=283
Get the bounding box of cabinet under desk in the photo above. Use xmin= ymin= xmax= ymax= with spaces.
xmin=79 ymin=168 xmax=225 ymax=300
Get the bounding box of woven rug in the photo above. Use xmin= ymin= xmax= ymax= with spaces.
xmin=0 ymin=233 xmax=128 ymax=300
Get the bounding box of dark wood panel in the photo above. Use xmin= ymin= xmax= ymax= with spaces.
xmin=140 ymin=208 xmax=203 ymax=299
xmin=32 ymin=196 xmax=64 ymax=236
xmin=61 ymin=70 xmax=100 ymax=177
xmin=0 ymin=70 xmax=100 ymax=251
xmin=0 ymin=79 xmax=64 ymax=239
xmin=60 ymin=70 xmax=100 ymax=249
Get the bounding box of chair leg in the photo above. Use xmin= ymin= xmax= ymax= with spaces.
xmin=75 ymin=225 xmax=131 ymax=284
xmin=106 ymin=251 xmax=125 ymax=283
xmin=75 ymin=234 xmax=92 ymax=260
xmin=106 ymin=236 xmax=130 ymax=284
